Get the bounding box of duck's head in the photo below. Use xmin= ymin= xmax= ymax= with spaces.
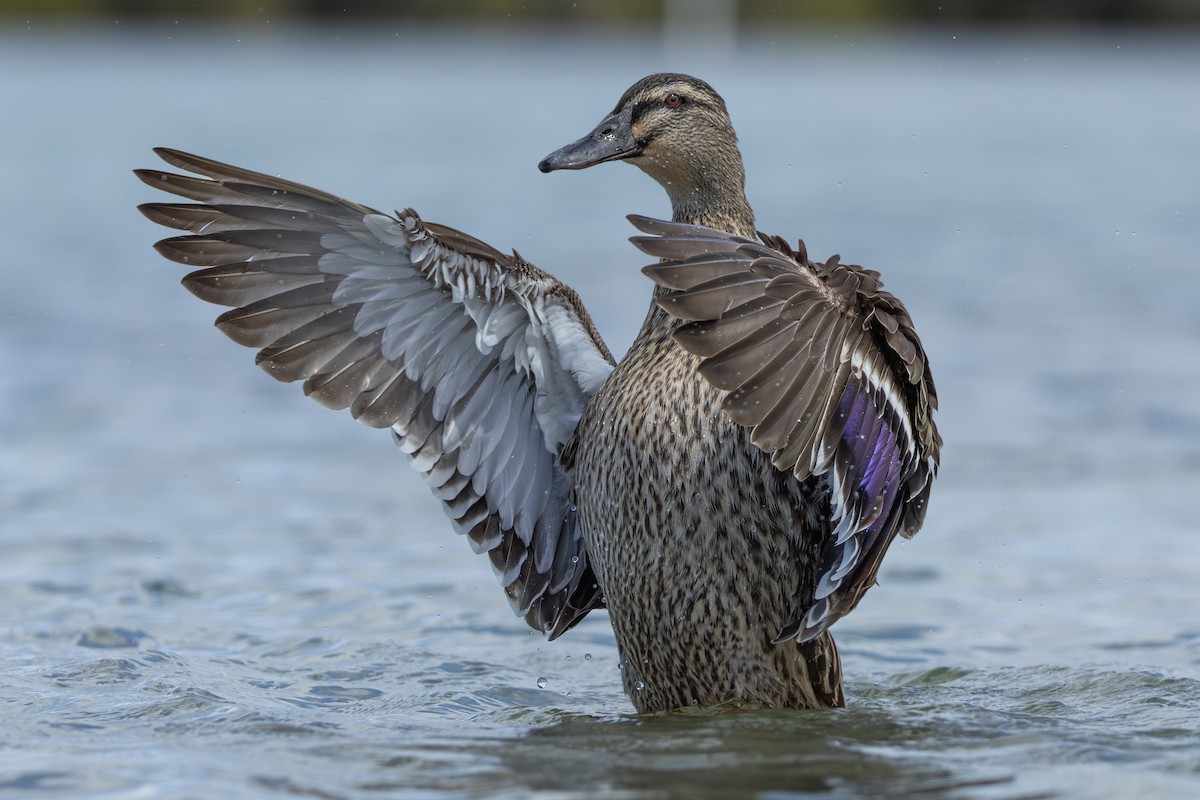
xmin=538 ymin=73 xmax=751 ymax=231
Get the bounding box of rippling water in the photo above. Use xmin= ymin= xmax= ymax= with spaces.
xmin=2 ymin=22 xmax=1198 ymax=799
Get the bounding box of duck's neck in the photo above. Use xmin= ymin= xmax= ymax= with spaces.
xmin=654 ymin=139 xmax=757 ymax=238
xmin=669 ymin=188 xmax=756 ymax=241
xmin=634 ymin=164 xmax=757 ymax=347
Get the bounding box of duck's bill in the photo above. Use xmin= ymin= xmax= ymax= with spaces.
xmin=538 ymin=107 xmax=641 ymax=173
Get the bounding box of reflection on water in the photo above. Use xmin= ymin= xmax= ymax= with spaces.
xmin=388 ymin=666 xmax=1200 ymax=798
xmin=1 ymin=22 xmax=1199 ymax=800
xmin=500 ymin=710 xmax=1009 ymax=799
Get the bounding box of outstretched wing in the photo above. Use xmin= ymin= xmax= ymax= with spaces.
xmin=137 ymin=148 xmax=616 ymax=638
xmin=631 ymin=215 xmax=940 ymax=643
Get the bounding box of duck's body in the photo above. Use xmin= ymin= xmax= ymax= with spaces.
xmin=576 ymin=341 xmax=843 ymax=710
xmin=139 ymin=73 xmax=938 ymax=713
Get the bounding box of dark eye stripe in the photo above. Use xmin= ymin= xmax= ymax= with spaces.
xmin=630 ymin=91 xmax=704 ymax=123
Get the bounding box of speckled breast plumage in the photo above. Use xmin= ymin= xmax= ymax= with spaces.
xmin=574 ymin=317 xmax=845 ymax=712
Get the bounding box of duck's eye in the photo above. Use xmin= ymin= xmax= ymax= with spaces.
xmin=664 ymin=94 xmax=684 ymax=108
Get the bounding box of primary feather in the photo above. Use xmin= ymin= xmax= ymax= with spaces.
xmin=138 ymin=148 xmax=614 ymax=638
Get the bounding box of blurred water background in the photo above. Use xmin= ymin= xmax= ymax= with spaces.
xmin=1 ymin=4 xmax=1199 ymax=799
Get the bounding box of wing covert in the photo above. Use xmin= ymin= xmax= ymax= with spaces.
xmin=138 ymin=148 xmax=616 ymax=637
xmin=631 ymin=215 xmax=940 ymax=644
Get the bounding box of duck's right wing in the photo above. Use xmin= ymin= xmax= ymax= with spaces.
xmin=136 ymin=148 xmax=615 ymax=638
xmin=631 ymin=215 xmax=940 ymax=645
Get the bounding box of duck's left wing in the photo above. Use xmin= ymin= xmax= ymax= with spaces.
xmin=136 ymin=148 xmax=616 ymax=637
xmin=630 ymin=215 xmax=940 ymax=644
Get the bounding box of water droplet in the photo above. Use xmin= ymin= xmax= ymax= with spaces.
xmin=77 ymin=625 xmax=143 ymax=649
xmin=536 ymin=677 xmax=548 ymax=689
xmin=564 ymin=654 xmax=571 ymax=661
xmin=634 ymin=681 xmax=645 ymax=692
xmin=583 ymin=653 xmax=592 ymax=661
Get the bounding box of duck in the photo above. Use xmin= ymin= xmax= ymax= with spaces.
xmin=137 ymin=72 xmax=940 ymax=714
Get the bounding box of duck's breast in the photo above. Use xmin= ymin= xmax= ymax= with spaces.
xmin=573 ymin=336 xmax=831 ymax=709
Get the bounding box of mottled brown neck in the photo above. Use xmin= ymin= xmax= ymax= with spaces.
xmin=634 ymin=183 xmax=757 ymax=347
xmin=674 ymin=199 xmax=757 ymax=239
